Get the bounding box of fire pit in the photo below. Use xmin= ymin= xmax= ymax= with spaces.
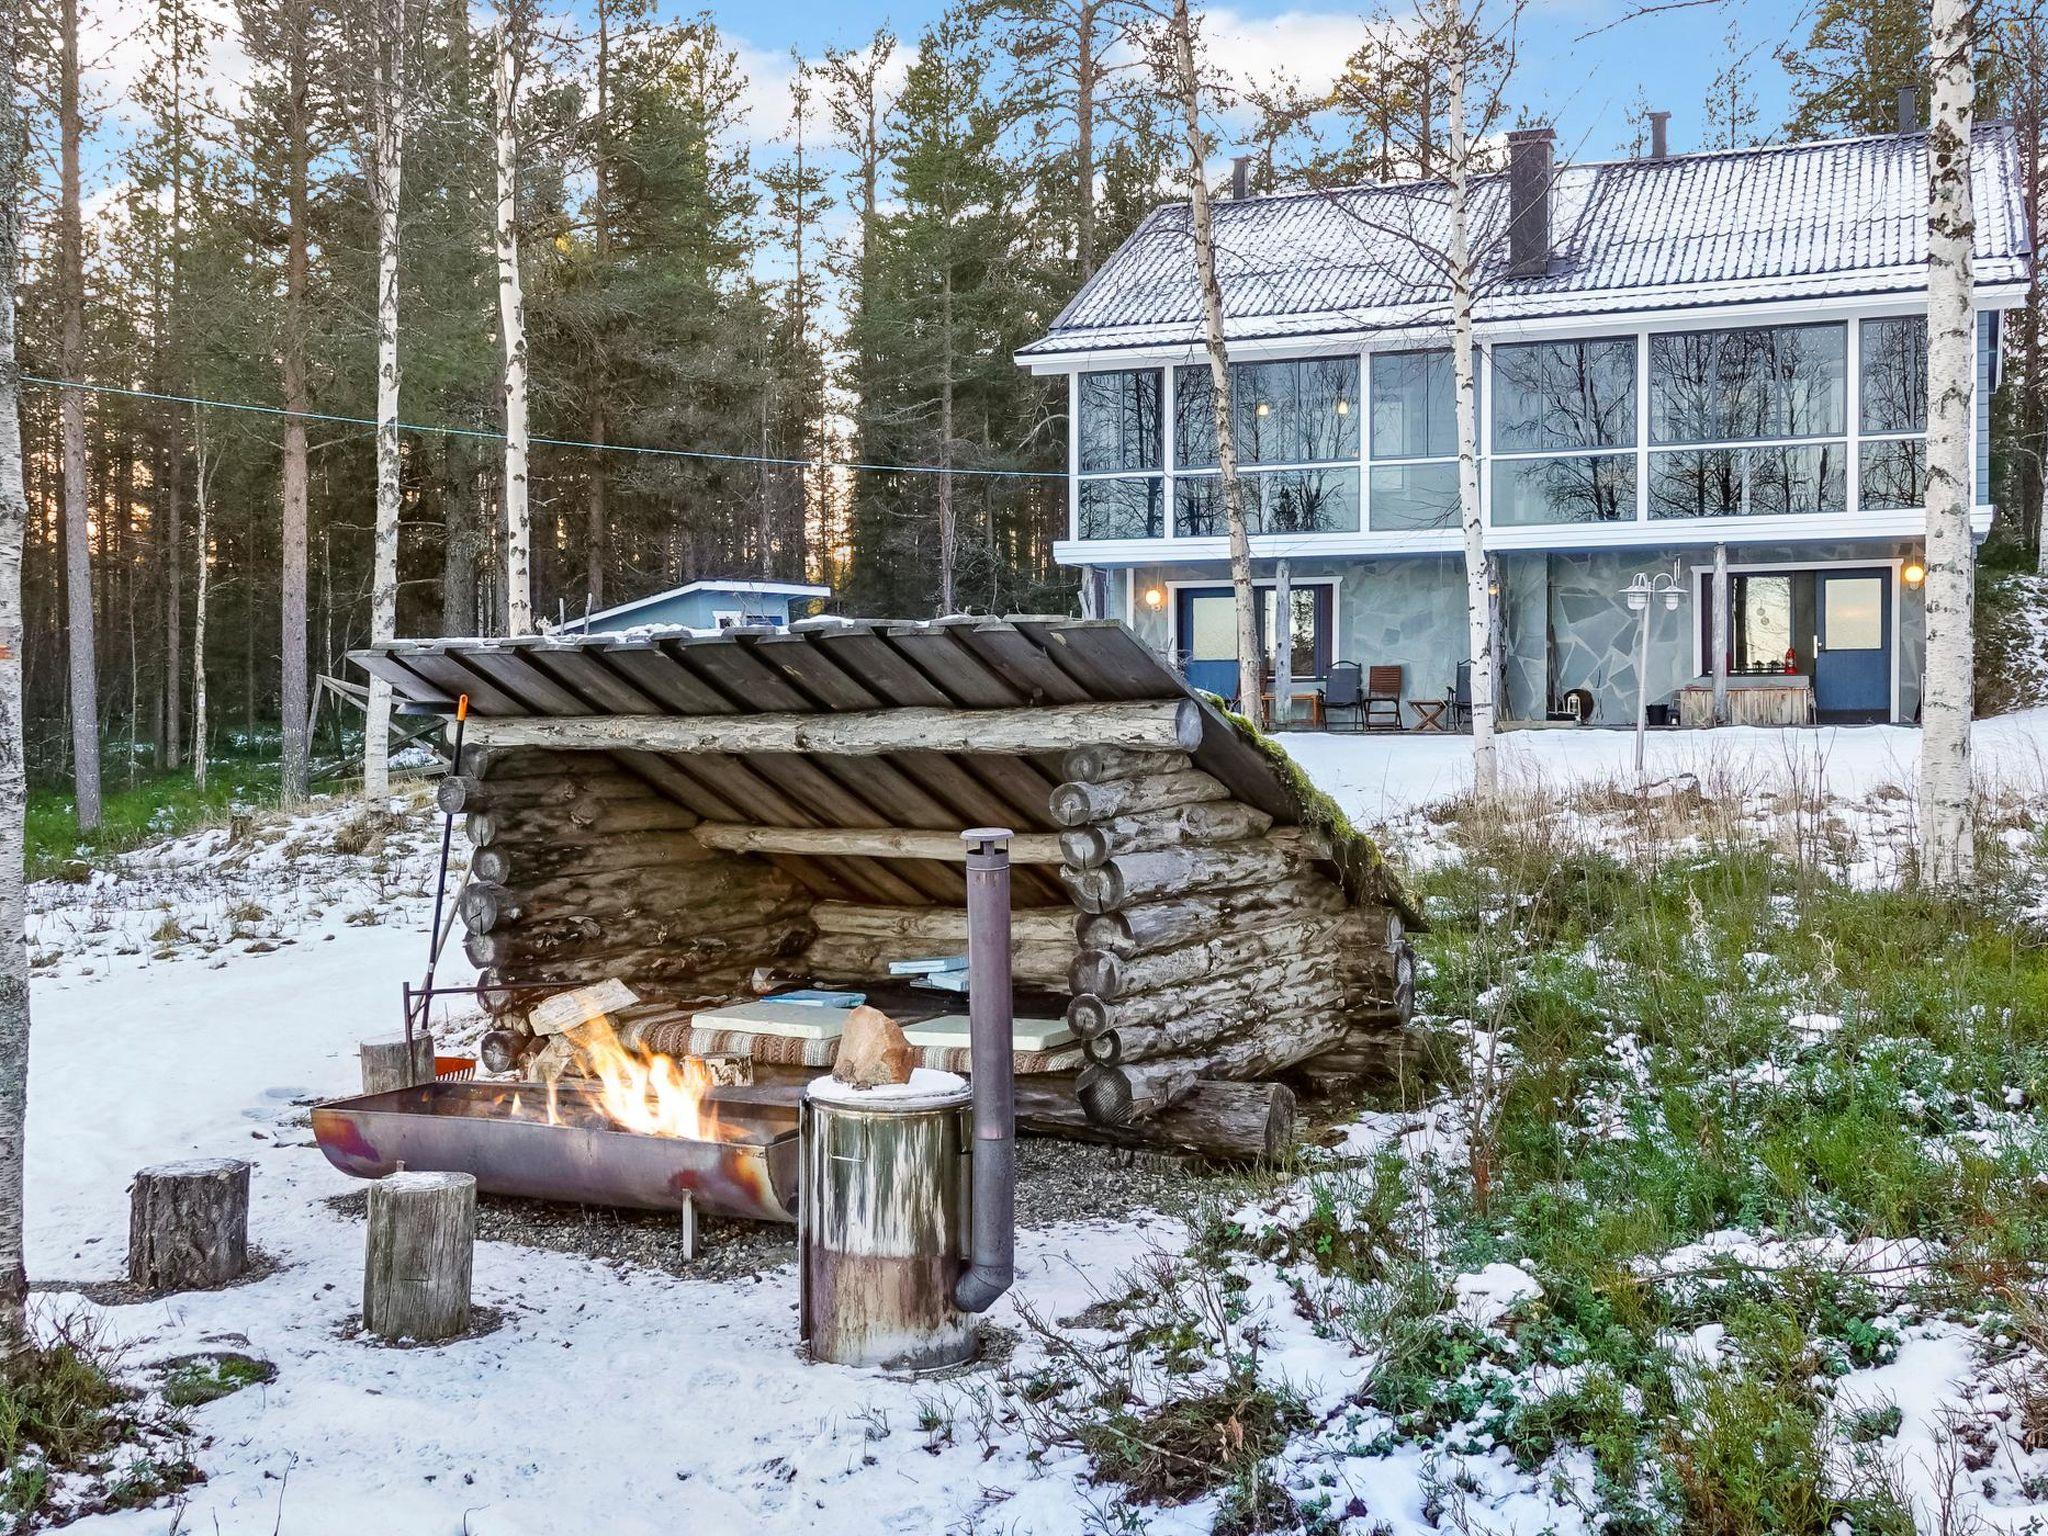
xmin=313 ymin=1080 xmax=799 ymax=1223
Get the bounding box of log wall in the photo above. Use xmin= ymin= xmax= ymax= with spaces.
xmin=1051 ymin=746 xmax=1413 ymax=1126
xmin=453 ymin=748 xmax=814 ymax=1063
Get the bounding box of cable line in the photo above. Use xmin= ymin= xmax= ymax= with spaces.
xmin=18 ymin=374 xmax=1069 ymax=482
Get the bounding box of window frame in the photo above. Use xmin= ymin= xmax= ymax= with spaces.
xmin=1488 ymin=335 xmax=1641 ymax=527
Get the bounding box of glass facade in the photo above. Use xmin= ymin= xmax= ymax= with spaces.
xmin=1070 ymin=312 xmax=1969 ymax=542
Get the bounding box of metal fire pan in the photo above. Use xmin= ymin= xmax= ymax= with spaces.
xmin=312 ymin=1080 xmax=800 ymax=1223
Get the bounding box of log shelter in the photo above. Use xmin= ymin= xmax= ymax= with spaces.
xmin=352 ymin=617 xmax=1420 ymax=1156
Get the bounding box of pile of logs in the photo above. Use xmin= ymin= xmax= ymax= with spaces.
xmin=449 ymin=747 xmax=813 ymax=1068
xmin=1052 ymin=745 xmax=1412 ymax=1125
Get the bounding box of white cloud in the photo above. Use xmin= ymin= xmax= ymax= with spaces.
xmin=1202 ymin=5 xmax=1368 ymax=103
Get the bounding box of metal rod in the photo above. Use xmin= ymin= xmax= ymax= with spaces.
xmin=414 ymin=694 xmax=471 ymax=1045
xmin=954 ymin=827 xmax=1016 ymax=1314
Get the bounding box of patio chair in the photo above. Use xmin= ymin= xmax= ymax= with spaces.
xmin=1323 ymin=662 xmax=1364 ymax=731
xmin=1449 ymin=661 xmax=1473 ymax=729
xmin=1364 ymin=665 xmax=1404 ymax=731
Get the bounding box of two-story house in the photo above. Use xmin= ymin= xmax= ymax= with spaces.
xmin=1016 ymin=116 xmax=2030 ymax=726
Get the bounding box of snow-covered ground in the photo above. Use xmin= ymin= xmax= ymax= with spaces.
xmin=24 ymin=716 xmax=2048 ymax=1532
xmin=1283 ymin=708 xmax=2048 ymax=828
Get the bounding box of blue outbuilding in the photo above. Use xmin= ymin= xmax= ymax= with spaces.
xmin=549 ymin=579 xmax=832 ymax=635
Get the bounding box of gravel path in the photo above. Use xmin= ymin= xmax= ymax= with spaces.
xmin=325 ymin=1135 xmax=1217 ymax=1282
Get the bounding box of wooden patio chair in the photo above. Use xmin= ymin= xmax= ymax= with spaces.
xmin=1364 ymin=665 xmax=1404 ymax=731
xmin=1323 ymin=662 xmax=1364 ymax=731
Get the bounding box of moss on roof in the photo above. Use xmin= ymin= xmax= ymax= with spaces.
xmin=1216 ymin=704 xmax=1424 ymax=930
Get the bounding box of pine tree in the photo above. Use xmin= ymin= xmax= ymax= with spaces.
xmin=1781 ymin=0 xmax=1928 ymax=138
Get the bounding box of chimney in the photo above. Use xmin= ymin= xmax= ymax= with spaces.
xmin=1648 ymin=110 xmax=1670 ymax=160
xmin=1897 ymin=86 xmax=1918 ymax=134
xmin=1231 ymin=155 xmax=1252 ymax=200
xmin=1507 ymin=127 xmax=1554 ymax=278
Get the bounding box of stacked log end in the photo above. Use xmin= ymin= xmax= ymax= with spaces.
xmin=451 ymin=748 xmax=813 ymax=1064
xmin=1054 ymin=743 xmax=1413 ymax=1127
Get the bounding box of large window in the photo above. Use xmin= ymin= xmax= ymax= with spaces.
xmin=1491 ymin=337 xmax=1638 ymax=524
xmin=1076 ymin=368 xmax=1163 ymax=538
xmin=1648 ymin=323 xmax=1847 ymax=518
xmin=1860 ymin=316 xmax=1927 ymax=510
xmin=1369 ymin=349 xmax=1461 ymax=530
xmin=1174 ymin=357 xmax=1360 ymax=534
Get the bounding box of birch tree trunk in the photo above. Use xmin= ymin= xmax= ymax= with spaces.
xmin=585 ymin=0 xmax=610 ymax=612
xmin=365 ymin=0 xmax=407 ymax=799
xmin=1920 ymin=0 xmax=1977 ymax=889
xmin=58 ymin=0 xmax=101 ymax=832
xmin=494 ymin=17 xmax=532 ymax=637
xmin=1445 ymin=10 xmax=1496 ymax=795
xmin=1270 ymin=558 xmax=1292 ymax=730
xmin=0 ymin=0 xmax=35 ymax=1341
xmin=1171 ymin=0 xmax=1261 ymax=723
xmin=280 ymin=19 xmax=312 ymax=801
xmin=192 ymin=417 xmax=211 ymax=795
xmin=1076 ymin=0 xmax=1098 ymax=278
xmin=162 ymin=3 xmax=188 ymax=774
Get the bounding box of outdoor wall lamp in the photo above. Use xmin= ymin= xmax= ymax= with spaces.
xmin=1902 ymin=561 xmax=1926 ymax=589
xmin=1143 ymin=586 xmax=1165 ymax=610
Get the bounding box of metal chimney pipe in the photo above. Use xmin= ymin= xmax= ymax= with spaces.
xmin=1648 ymin=111 xmax=1670 ymax=160
xmin=1231 ymin=155 xmax=1251 ymax=201
xmin=1898 ymin=86 xmax=1919 ymax=134
xmin=953 ymin=828 xmax=1015 ymax=1313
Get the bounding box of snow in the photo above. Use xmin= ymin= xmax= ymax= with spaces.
xmin=29 ymin=706 xmax=2048 ymax=1531
xmin=1450 ymin=1263 xmax=1542 ymax=1330
xmin=1281 ymin=710 xmax=2048 ymax=829
xmin=27 ymin=806 xmax=1175 ymax=1534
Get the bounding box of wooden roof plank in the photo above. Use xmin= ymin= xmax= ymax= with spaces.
xmin=797 ymin=624 xmax=953 ymax=708
xmin=881 ymin=624 xmax=1024 ymax=708
xmin=455 ymin=647 xmax=596 ymax=714
xmin=599 ymin=642 xmax=739 ymax=715
xmin=953 ymin=620 xmax=1095 ymax=705
xmin=387 ymin=645 xmax=527 ymax=715
xmin=669 ymin=635 xmax=812 ymax=713
xmin=745 ymin=633 xmax=883 ymax=711
xmin=355 ymin=650 xmax=448 ymax=703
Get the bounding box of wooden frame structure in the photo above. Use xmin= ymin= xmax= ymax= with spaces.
xmin=353 ymin=617 xmax=1420 ymax=1149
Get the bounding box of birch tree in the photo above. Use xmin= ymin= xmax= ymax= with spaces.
xmin=1919 ymin=0 xmax=1977 ymax=888
xmin=57 ymin=0 xmax=102 ymax=831
xmin=1442 ymin=0 xmax=1498 ymax=797
xmin=0 ymin=0 xmax=34 ymax=1342
xmin=494 ymin=13 xmax=533 ymax=636
xmin=365 ymin=0 xmax=408 ymax=798
xmin=1167 ymin=0 xmax=1262 ymax=723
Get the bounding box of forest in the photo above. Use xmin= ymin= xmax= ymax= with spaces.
xmin=3 ymin=0 xmax=2031 ymax=814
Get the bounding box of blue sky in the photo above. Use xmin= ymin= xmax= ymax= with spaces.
xmin=696 ymin=0 xmax=1808 ymax=164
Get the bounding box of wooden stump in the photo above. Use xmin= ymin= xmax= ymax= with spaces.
xmin=363 ymin=1171 xmax=475 ymax=1342
xmin=360 ymin=1034 xmax=434 ymax=1095
xmin=128 ymin=1159 xmax=251 ymax=1292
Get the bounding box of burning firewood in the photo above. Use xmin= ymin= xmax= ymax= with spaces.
xmin=528 ymin=977 xmax=639 ymax=1037
xmin=831 ymin=1004 xmax=915 ymax=1090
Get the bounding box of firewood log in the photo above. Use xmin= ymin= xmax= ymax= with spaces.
xmin=1060 ymin=746 xmax=1192 ymax=783
xmin=1076 ymin=1008 xmax=1353 ymax=1125
xmin=1089 ymin=996 xmax=1347 ymax=1066
xmin=1060 ymin=832 xmax=1327 ymax=915
xmin=1067 ymin=956 xmax=1338 ymax=1042
xmin=1047 ymin=769 xmax=1230 ymax=828
xmin=363 ymin=1172 xmax=474 ymax=1342
xmin=1057 ymin=800 xmax=1275 ymax=869
xmin=468 ymin=831 xmax=710 ymax=886
xmin=128 ymin=1159 xmax=252 ymax=1292
xmin=1075 ymin=879 xmax=1346 ymax=957
xmin=1069 ymin=916 xmax=1342 ymax=1000
xmin=1016 ymin=1076 xmax=1296 ymax=1161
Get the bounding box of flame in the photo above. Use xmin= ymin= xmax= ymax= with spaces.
xmin=561 ymin=1014 xmax=721 ymax=1141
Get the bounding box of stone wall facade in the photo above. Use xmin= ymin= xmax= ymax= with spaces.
xmin=1111 ymin=538 xmax=1926 ymax=726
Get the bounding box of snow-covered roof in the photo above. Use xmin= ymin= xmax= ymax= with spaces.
xmin=1019 ymin=125 xmax=2031 ymax=361
xmin=554 ymin=578 xmax=833 ymax=633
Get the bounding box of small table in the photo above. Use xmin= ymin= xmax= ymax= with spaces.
xmin=1408 ymin=699 xmax=1449 ymax=732
xmin=1263 ymin=687 xmax=1324 ymax=728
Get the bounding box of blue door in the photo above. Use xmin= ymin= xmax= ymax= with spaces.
xmin=1813 ymin=570 xmax=1891 ymax=722
xmin=1175 ymin=587 xmax=1247 ymax=699
xmin=1173 ymin=585 xmax=1332 ymax=705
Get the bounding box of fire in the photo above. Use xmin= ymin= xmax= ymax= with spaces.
xmin=563 ymin=1015 xmax=721 ymax=1141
